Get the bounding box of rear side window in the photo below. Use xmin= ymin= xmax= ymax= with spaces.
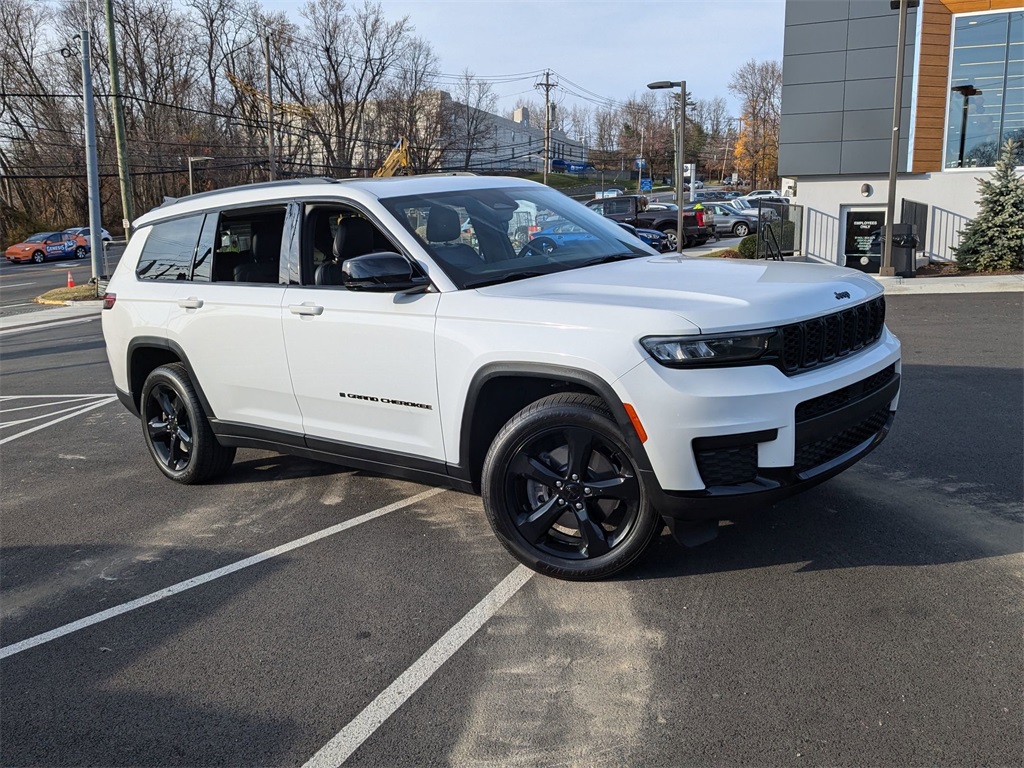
xmin=136 ymin=215 xmax=203 ymax=281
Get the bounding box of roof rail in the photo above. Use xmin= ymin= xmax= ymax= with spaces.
xmin=157 ymin=176 xmax=343 ymax=208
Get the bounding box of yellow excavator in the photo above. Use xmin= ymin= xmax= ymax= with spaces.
xmin=373 ymin=138 xmax=411 ymax=177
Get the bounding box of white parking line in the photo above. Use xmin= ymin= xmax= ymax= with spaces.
xmin=302 ymin=565 xmax=534 ymax=768
xmin=0 ymin=394 xmax=113 ymax=400
xmin=1 ymin=399 xmax=113 ymax=428
xmin=0 ymin=488 xmax=447 ymax=661
xmin=0 ymin=396 xmax=109 ymax=412
xmin=1 ymin=283 xmax=36 ymax=288
xmin=0 ymin=397 xmax=117 ymax=445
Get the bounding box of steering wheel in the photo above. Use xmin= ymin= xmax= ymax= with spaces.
xmin=518 ymin=236 xmax=558 ymax=258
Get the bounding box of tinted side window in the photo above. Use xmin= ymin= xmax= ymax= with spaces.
xmin=136 ymin=215 xmax=203 ymax=281
xmin=604 ymin=198 xmax=630 ymax=216
xmin=213 ymin=207 xmax=287 ymax=284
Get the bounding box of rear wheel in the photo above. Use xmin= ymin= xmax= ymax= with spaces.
xmin=140 ymin=363 xmax=235 ymax=484
xmin=482 ymin=393 xmax=660 ymax=580
xmin=659 ymin=226 xmax=678 ymax=252
xmin=76 ymin=246 xmax=87 ymax=259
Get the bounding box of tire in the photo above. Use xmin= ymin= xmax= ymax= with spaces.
xmin=733 ymin=222 xmax=750 ymax=238
xmin=140 ymin=363 xmax=235 ymax=484
xmin=76 ymin=246 xmax=87 ymax=259
xmin=32 ymin=250 xmax=45 ymax=264
xmin=481 ymin=393 xmax=661 ymax=580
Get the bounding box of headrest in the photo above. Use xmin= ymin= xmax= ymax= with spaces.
xmin=426 ymin=205 xmax=460 ymax=243
xmin=333 ymin=217 xmax=376 ymax=262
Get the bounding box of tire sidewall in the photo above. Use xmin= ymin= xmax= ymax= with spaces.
xmin=32 ymin=251 xmax=44 ymax=263
xmin=482 ymin=399 xmax=659 ymax=580
xmin=735 ymin=222 xmax=749 ymax=237
xmin=140 ymin=365 xmax=207 ymax=484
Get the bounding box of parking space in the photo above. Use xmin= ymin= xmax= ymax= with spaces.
xmin=1 ymin=295 xmax=1021 ymax=766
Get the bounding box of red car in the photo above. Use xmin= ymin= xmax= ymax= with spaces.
xmin=5 ymin=231 xmax=86 ymax=264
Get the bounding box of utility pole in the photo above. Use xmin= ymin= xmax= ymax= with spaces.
xmin=80 ymin=28 xmax=104 ymax=281
xmin=535 ymin=71 xmax=555 ymax=185
xmin=104 ymin=0 xmax=133 ymax=240
xmin=263 ymin=34 xmax=276 ymax=181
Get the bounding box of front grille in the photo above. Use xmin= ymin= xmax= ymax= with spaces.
xmin=795 ymin=364 xmax=897 ymax=422
xmin=794 ymin=407 xmax=890 ymax=473
xmin=694 ymin=443 xmax=758 ymax=487
xmin=778 ymin=297 xmax=886 ymax=373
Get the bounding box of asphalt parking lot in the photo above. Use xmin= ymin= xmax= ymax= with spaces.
xmin=1 ymin=293 xmax=1021 ymax=767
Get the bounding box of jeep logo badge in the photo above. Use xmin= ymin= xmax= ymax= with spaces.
xmin=834 ymin=291 xmax=851 ymax=300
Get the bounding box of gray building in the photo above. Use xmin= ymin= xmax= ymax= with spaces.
xmin=779 ymin=0 xmax=1023 ymax=267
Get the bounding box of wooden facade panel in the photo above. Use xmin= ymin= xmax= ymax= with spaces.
xmin=942 ymin=1 xmax=993 ymax=11
xmin=913 ymin=0 xmax=956 ymax=172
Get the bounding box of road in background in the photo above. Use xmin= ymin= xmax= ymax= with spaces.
xmin=0 ymin=294 xmax=1020 ymax=766
xmin=0 ymin=244 xmax=124 ymax=315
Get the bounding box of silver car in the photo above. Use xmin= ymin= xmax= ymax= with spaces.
xmin=706 ymin=203 xmax=759 ymax=238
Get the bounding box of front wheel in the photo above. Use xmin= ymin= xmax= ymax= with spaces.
xmin=140 ymin=363 xmax=235 ymax=484
xmin=482 ymin=393 xmax=661 ymax=580
xmin=733 ymin=222 xmax=750 ymax=238
xmin=32 ymin=250 xmax=45 ymax=264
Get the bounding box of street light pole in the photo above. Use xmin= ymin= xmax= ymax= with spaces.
xmin=881 ymin=0 xmax=918 ymax=276
xmin=187 ymin=156 xmax=213 ymax=196
xmin=952 ymin=85 xmax=981 ymax=167
xmin=648 ymin=79 xmax=685 ymax=253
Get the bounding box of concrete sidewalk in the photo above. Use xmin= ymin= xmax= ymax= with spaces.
xmin=0 ymin=301 xmax=103 ymax=332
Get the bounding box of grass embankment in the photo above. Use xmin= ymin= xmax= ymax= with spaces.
xmin=35 ymin=284 xmax=99 ymax=304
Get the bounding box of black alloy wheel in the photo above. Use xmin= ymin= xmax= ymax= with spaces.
xmin=76 ymin=246 xmax=87 ymax=259
xmin=482 ymin=394 xmax=660 ymax=580
xmin=32 ymin=251 xmax=45 ymax=264
xmin=140 ymin=363 xmax=235 ymax=484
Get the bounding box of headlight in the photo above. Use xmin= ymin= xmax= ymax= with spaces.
xmin=641 ymin=330 xmax=776 ymax=367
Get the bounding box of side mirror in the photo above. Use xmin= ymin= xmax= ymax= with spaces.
xmin=342 ymin=252 xmax=430 ymax=293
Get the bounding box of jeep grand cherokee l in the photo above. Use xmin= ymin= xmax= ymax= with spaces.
xmin=101 ymin=175 xmax=901 ymax=580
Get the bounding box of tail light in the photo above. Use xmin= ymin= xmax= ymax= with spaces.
xmin=695 ymin=210 xmax=705 ymax=227
xmin=102 ymin=292 xmax=116 ymax=310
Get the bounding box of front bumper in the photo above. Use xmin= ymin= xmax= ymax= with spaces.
xmin=616 ymin=329 xmax=902 ymax=519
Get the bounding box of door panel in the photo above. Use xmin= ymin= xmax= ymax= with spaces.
xmin=282 ymin=286 xmax=443 ymax=460
xmin=167 ymin=284 xmax=301 ymax=434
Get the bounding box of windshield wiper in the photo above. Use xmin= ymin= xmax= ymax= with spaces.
xmin=464 ymin=271 xmax=546 ymax=289
xmin=576 ymin=253 xmax=642 ymax=268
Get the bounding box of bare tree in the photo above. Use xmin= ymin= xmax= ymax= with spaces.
xmin=454 ymin=69 xmax=497 ymax=171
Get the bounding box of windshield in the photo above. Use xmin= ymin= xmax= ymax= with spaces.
xmin=380 ymin=185 xmax=653 ymax=289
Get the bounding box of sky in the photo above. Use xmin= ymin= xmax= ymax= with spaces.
xmin=258 ymin=0 xmax=786 ymax=118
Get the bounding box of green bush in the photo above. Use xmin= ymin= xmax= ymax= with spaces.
xmin=737 ymin=234 xmax=758 ymax=258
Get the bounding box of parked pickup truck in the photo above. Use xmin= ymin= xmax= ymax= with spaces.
xmin=585 ymin=195 xmax=711 ymax=251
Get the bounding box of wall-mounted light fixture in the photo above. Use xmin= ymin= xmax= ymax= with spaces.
xmin=861 ymin=183 xmax=873 ymax=197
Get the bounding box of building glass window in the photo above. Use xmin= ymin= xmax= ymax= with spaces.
xmin=946 ymin=11 xmax=1024 ymax=168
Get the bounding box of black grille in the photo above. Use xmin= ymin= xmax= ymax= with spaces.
xmin=794 ymin=407 xmax=890 ymax=473
xmin=779 ymin=297 xmax=886 ymax=373
xmin=694 ymin=444 xmax=758 ymax=487
xmin=795 ymin=364 xmax=897 ymax=422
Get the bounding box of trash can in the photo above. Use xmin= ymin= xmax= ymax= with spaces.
xmin=890 ymin=223 xmax=919 ymax=278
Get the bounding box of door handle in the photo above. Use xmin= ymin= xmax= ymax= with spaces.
xmin=289 ymin=303 xmax=324 ymax=316
xmin=178 ymin=297 xmax=203 ymax=309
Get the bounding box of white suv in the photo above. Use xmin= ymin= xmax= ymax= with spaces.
xmin=102 ymin=176 xmax=901 ymax=580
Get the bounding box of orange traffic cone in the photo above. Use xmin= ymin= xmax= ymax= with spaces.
xmin=67 ymin=271 xmax=75 ymax=288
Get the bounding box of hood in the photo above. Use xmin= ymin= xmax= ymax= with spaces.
xmin=475 ymin=255 xmax=884 ymax=333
